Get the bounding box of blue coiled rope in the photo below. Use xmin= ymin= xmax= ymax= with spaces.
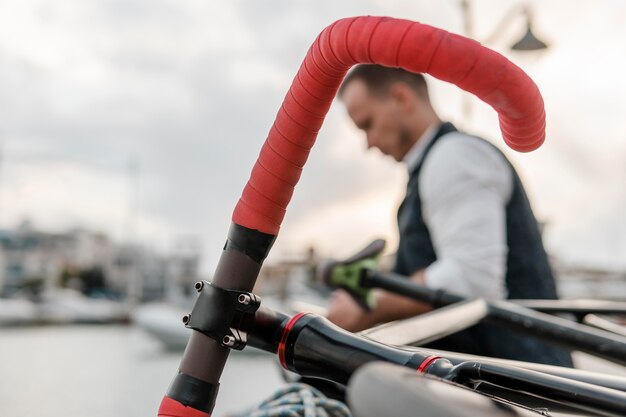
xmin=232 ymin=383 xmax=352 ymax=417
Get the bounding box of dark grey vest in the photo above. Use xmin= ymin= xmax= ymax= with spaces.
xmin=394 ymin=123 xmax=572 ymax=366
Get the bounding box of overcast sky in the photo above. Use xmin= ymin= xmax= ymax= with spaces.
xmin=0 ymin=0 xmax=625 ymax=274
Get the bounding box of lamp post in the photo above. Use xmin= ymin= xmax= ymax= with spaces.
xmin=459 ymin=0 xmax=549 ymax=120
xmin=126 ymin=154 xmax=142 ymax=305
xmin=0 ymin=139 xmax=3 ymax=229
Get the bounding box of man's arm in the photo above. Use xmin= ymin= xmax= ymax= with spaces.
xmin=327 ymin=134 xmax=512 ymax=332
xmin=420 ymin=134 xmax=512 ymax=299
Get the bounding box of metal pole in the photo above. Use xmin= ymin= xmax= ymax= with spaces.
xmin=364 ymin=270 xmax=626 ymax=366
xmin=460 ymin=0 xmax=473 ymax=122
xmin=248 ymin=307 xmax=626 ymax=417
xmin=0 ymin=138 xmax=4 ymax=229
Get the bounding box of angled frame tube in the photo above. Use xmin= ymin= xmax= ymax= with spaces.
xmin=247 ymin=306 xmax=626 ymax=417
xmin=364 ymin=270 xmax=626 ymax=366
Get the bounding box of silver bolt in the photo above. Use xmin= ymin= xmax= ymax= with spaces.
xmin=182 ymin=314 xmax=191 ymax=325
xmin=222 ymin=335 xmax=236 ymax=347
xmin=194 ymin=281 xmax=204 ymax=292
xmin=238 ymin=294 xmax=251 ymax=305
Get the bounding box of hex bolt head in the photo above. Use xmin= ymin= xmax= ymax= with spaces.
xmin=238 ymin=294 xmax=251 ymax=305
xmin=222 ymin=335 xmax=236 ymax=347
xmin=194 ymin=281 xmax=204 ymax=292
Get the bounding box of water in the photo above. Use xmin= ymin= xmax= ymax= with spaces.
xmin=2 ymin=319 xmax=625 ymax=417
xmin=0 ymin=325 xmax=285 ymax=417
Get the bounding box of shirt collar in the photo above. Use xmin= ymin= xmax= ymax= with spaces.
xmin=403 ymin=122 xmax=441 ymax=173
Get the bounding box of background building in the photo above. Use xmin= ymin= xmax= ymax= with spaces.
xmin=0 ymin=220 xmax=201 ymax=301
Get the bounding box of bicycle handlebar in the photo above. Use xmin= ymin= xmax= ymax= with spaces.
xmin=158 ymin=16 xmax=547 ymax=416
xmin=233 ymin=15 xmax=546 ymax=235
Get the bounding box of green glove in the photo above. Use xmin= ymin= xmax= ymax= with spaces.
xmin=319 ymin=239 xmax=386 ymax=311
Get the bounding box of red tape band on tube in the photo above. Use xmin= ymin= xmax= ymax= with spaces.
xmin=416 ymin=355 xmax=443 ymax=374
xmin=158 ymin=396 xmax=210 ymax=417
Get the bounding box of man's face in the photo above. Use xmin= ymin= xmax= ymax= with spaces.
xmin=341 ymin=79 xmax=413 ymax=162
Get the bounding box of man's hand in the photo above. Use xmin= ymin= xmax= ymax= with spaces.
xmin=326 ymin=289 xmax=375 ymax=332
xmin=327 ymin=270 xmax=432 ymax=333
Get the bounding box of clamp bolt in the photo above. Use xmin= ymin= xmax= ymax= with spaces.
xmin=182 ymin=314 xmax=191 ymax=325
xmin=238 ymin=294 xmax=251 ymax=305
xmin=194 ymin=281 xmax=204 ymax=292
xmin=222 ymin=335 xmax=236 ymax=347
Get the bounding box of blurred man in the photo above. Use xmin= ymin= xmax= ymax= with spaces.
xmin=327 ymin=64 xmax=572 ymax=366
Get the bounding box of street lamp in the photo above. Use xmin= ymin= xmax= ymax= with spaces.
xmin=460 ymin=1 xmax=550 ymax=119
xmin=461 ymin=0 xmax=549 ymax=51
xmin=511 ymin=13 xmax=549 ymax=51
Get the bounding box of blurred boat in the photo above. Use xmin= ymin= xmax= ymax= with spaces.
xmin=0 ymin=297 xmax=39 ymax=326
xmin=37 ymin=288 xmax=130 ymax=324
xmin=0 ymin=289 xmax=130 ymax=326
xmin=132 ymin=302 xmax=190 ymax=351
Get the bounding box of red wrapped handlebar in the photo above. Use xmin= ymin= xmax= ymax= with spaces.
xmin=159 ymin=16 xmax=546 ymax=417
xmin=233 ymin=15 xmax=546 ymax=235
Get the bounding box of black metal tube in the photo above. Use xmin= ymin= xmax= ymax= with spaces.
xmin=412 ymin=346 xmax=626 ymax=393
xmin=363 ymin=270 xmax=464 ymax=306
xmin=489 ymin=300 xmax=626 ymax=366
xmin=160 ymin=224 xmax=275 ymax=415
xmin=429 ymin=360 xmax=626 ymax=417
xmin=347 ymin=362 xmax=535 ymax=417
xmin=365 ymin=270 xmax=626 ymax=366
xmin=247 ymin=308 xmax=626 ymax=416
xmin=286 ymin=315 xmax=428 ymax=384
xmin=247 ymin=306 xmax=291 ymax=354
xmin=249 ymin=306 xmax=626 ymax=393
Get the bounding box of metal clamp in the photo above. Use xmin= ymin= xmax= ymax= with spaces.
xmin=183 ymin=280 xmax=261 ymax=350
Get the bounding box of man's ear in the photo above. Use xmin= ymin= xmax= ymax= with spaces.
xmin=389 ymin=83 xmax=415 ymax=111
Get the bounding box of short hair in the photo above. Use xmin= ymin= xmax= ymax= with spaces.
xmin=338 ymin=64 xmax=429 ymax=100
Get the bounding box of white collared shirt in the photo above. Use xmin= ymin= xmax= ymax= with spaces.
xmin=403 ymin=127 xmax=513 ymax=300
xmin=403 ymin=123 xmax=439 ymax=171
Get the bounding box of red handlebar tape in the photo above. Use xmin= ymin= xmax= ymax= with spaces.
xmin=232 ymin=16 xmax=546 ymax=235
xmin=158 ymin=396 xmax=210 ymax=417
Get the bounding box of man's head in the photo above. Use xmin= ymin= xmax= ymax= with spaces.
xmin=338 ymin=65 xmax=439 ymax=162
